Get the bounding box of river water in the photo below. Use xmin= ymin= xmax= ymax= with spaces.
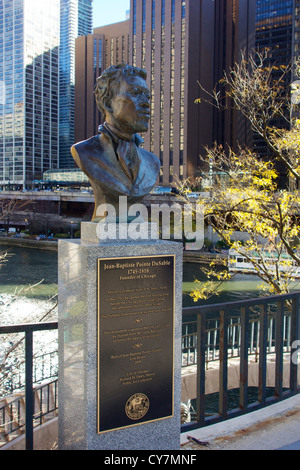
xmin=0 ymin=244 xmax=264 ymax=317
xmin=0 ymin=246 xmax=59 ymax=394
xmin=0 ymin=244 xmax=262 ymax=384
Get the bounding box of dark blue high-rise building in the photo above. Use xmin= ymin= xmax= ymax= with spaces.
xmin=255 ymin=0 xmax=294 ymax=84
xmin=254 ymin=0 xmax=296 ymax=185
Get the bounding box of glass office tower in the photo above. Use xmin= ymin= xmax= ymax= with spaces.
xmin=294 ymin=0 xmax=300 ymax=69
xmin=59 ymin=0 xmax=93 ymax=168
xmin=255 ymin=0 xmax=295 ymax=186
xmin=0 ymin=0 xmax=60 ymax=188
xmin=256 ymin=0 xmax=294 ymax=83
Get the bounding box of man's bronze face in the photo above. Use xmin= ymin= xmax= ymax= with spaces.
xmin=107 ymin=74 xmax=150 ymax=137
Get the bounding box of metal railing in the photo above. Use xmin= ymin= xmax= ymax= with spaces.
xmin=1 ymin=379 xmax=58 ymax=447
xmin=182 ymin=305 xmax=292 ymax=367
xmin=181 ymin=292 xmax=300 ymax=432
xmin=1 ymin=350 xmax=58 ymax=396
xmin=0 ymin=322 xmax=58 ymax=450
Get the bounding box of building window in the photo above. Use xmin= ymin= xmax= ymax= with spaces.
xmin=110 ymin=38 xmax=114 ymax=65
xmin=132 ymin=0 xmax=136 ymax=66
xmin=180 ymin=1 xmax=185 ymax=156
xmin=160 ymin=0 xmax=165 ymax=153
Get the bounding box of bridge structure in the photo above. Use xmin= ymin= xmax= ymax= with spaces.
xmin=0 ymin=190 xmax=186 ymax=234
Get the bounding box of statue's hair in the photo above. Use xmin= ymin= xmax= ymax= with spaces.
xmin=94 ymin=63 xmax=147 ymax=118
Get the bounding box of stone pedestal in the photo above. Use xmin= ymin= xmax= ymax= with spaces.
xmin=58 ymin=223 xmax=182 ymax=450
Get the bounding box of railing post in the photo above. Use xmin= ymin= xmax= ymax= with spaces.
xmin=219 ymin=310 xmax=228 ymax=418
xmin=258 ymin=303 xmax=268 ymax=404
xmin=290 ymin=296 xmax=300 ymax=393
xmin=275 ymin=301 xmax=284 ymax=398
xmin=239 ymin=306 xmax=249 ymax=411
xmin=25 ymin=329 xmax=34 ymax=451
xmin=196 ymin=312 xmax=206 ymax=426
xmin=0 ymin=321 xmax=58 ymax=448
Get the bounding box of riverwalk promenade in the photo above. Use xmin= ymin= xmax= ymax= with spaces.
xmin=3 ymin=393 xmax=300 ymax=450
xmin=181 ymin=393 xmax=300 ymax=450
xmin=1 ymin=237 xmax=299 ymax=451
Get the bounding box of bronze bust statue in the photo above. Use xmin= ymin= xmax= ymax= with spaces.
xmin=71 ymin=63 xmax=160 ymax=222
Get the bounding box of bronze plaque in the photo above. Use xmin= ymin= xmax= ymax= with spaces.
xmin=97 ymin=255 xmax=175 ymax=433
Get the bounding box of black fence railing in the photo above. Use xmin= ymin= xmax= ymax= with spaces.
xmin=1 ymin=379 xmax=58 ymax=446
xmin=1 ymin=292 xmax=300 ymax=447
xmin=0 ymin=322 xmax=58 ymax=450
xmin=181 ymin=292 xmax=300 ymax=432
xmin=1 ymin=349 xmax=58 ymax=396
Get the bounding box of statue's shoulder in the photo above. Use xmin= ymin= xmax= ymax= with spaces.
xmin=71 ymin=135 xmax=102 ymax=154
xmin=71 ymin=132 xmax=113 ymax=160
xmin=140 ymin=147 xmax=160 ymax=170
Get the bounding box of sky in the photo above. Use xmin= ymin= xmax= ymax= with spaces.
xmin=93 ymin=0 xmax=130 ymax=28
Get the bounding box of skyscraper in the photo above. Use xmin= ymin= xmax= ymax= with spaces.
xmin=293 ymin=0 xmax=300 ymax=69
xmin=0 ymin=0 xmax=60 ymax=188
xmin=254 ymin=0 xmax=296 ymax=186
xmin=255 ymin=0 xmax=294 ymax=114
xmin=74 ymin=1 xmax=255 ymax=184
xmin=74 ymin=20 xmax=130 ymax=143
xmin=130 ymin=0 xmax=255 ymax=183
xmin=59 ymin=0 xmax=93 ymax=168
xmin=256 ymin=0 xmax=294 ymax=64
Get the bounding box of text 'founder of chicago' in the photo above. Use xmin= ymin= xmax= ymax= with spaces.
xmin=71 ymin=63 xmax=160 ymax=222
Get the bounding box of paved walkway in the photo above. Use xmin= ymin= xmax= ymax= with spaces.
xmin=181 ymin=394 xmax=300 ymax=450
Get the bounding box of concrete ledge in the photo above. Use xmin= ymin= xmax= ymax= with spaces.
xmin=3 ymin=395 xmax=300 ymax=450
xmin=181 ymin=353 xmax=297 ymax=401
xmin=1 ymin=417 xmax=58 ymax=451
xmin=0 ymin=236 xmax=58 ymax=251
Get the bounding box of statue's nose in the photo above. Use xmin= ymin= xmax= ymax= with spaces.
xmin=141 ymin=100 xmax=150 ymax=110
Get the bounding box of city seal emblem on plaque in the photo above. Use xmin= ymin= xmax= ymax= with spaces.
xmin=125 ymin=393 xmax=150 ymax=420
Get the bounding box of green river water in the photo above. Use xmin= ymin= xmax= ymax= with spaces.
xmin=0 ymin=245 xmax=264 ymax=308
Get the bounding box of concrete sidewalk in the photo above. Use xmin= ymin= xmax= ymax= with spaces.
xmin=180 ymin=394 xmax=300 ymax=450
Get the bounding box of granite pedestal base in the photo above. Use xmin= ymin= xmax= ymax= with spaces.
xmin=58 ymin=233 xmax=182 ymax=450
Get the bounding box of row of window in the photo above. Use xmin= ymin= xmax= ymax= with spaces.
xmin=132 ymin=0 xmax=186 ymax=181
